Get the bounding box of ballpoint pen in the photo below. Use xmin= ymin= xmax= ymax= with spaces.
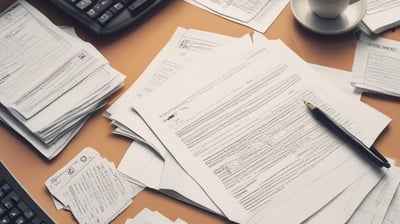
xmin=304 ymin=101 xmax=390 ymax=168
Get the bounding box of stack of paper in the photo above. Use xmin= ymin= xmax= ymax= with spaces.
xmin=0 ymin=1 xmax=125 ymax=159
xmin=352 ymin=33 xmax=400 ymax=98
xmin=105 ymin=26 xmax=394 ymax=223
xmin=45 ymin=147 xmax=143 ymax=224
xmin=126 ymin=208 xmax=187 ymax=224
xmin=360 ymin=0 xmax=400 ymax=34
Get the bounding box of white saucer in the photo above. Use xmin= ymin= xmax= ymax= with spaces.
xmin=290 ymin=0 xmax=367 ymax=35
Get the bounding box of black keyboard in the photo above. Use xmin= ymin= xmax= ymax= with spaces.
xmin=49 ymin=0 xmax=166 ymax=35
xmin=0 ymin=161 xmax=54 ymax=224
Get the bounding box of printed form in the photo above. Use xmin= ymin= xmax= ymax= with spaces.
xmin=132 ymin=35 xmax=390 ymax=223
xmin=117 ymin=63 xmax=368 ymax=218
xmin=113 ymin=28 xmax=252 ymax=216
xmin=184 ymin=0 xmax=288 ymax=33
xmin=352 ymin=34 xmax=400 ymax=98
xmin=0 ymin=1 xmax=126 ymax=159
xmin=105 ymin=27 xmax=245 ymax=158
xmin=0 ymin=1 xmax=106 ymax=119
xmin=45 ymin=147 xmax=142 ymax=224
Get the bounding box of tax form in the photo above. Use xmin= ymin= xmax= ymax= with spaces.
xmin=0 ymin=1 xmax=125 ymax=159
xmin=187 ymin=0 xmax=270 ymax=22
xmin=352 ymin=34 xmax=400 ymax=98
xmin=0 ymin=1 xmax=106 ymax=119
xmin=111 ymin=27 xmax=249 ymax=215
xmin=185 ymin=0 xmax=288 ymax=33
xmin=132 ymin=35 xmax=390 ymax=223
xmin=105 ymin=27 xmax=244 ymax=158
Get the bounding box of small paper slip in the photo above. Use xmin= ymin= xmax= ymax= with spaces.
xmin=125 ymin=208 xmax=187 ymax=224
xmin=352 ymin=34 xmax=400 ymax=98
xmin=45 ymin=147 xmax=142 ymax=224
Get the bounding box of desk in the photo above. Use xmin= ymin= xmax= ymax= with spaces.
xmin=1 ymin=0 xmax=399 ymax=223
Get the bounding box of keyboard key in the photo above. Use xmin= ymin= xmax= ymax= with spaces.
xmin=87 ymin=0 xmax=115 ymax=18
xmin=0 ymin=215 xmax=11 ymax=224
xmin=0 ymin=204 xmax=6 ymax=216
xmin=6 ymin=191 xmax=21 ymax=204
xmin=1 ymin=184 xmax=11 ymax=194
xmin=2 ymin=199 xmax=14 ymax=210
xmin=109 ymin=2 xmax=125 ymax=14
xmin=8 ymin=207 xmax=21 ymax=220
xmin=17 ymin=201 xmax=35 ymax=220
xmin=76 ymin=0 xmax=93 ymax=10
xmin=15 ymin=217 xmax=27 ymax=224
xmin=97 ymin=10 xmax=114 ymax=25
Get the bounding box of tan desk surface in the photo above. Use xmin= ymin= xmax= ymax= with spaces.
xmin=1 ymin=0 xmax=400 ymax=223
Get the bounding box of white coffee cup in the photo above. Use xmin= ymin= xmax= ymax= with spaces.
xmin=308 ymin=0 xmax=360 ymax=19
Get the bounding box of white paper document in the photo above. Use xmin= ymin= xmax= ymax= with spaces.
xmin=117 ymin=63 xmax=366 ymax=220
xmin=118 ymin=141 xmax=164 ymax=189
xmin=352 ymin=34 xmax=400 ymax=98
xmin=0 ymin=1 xmax=125 ymax=159
xmin=383 ymin=179 xmax=400 ymax=223
xmin=46 ymin=147 xmax=142 ymax=224
xmin=361 ymin=0 xmax=400 ymax=34
xmin=105 ymin=27 xmax=243 ymax=158
xmin=132 ymin=34 xmax=390 ymax=223
xmin=0 ymin=1 xmax=106 ymax=119
xmin=348 ymin=165 xmax=400 ymax=224
xmin=184 ymin=0 xmax=288 ymax=33
xmin=305 ymin=165 xmax=386 ymax=224
xmin=125 ymin=208 xmax=187 ymax=224
xmin=112 ymin=27 xmax=253 ymax=217
xmin=311 ymin=64 xmax=362 ymax=101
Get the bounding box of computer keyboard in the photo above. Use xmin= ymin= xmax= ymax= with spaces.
xmin=49 ymin=0 xmax=166 ymax=35
xmin=0 ymin=161 xmax=54 ymax=224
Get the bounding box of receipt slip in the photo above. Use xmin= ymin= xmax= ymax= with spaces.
xmin=45 ymin=147 xmax=138 ymax=224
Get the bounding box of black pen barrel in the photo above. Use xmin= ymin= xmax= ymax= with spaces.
xmin=310 ymin=107 xmax=389 ymax=168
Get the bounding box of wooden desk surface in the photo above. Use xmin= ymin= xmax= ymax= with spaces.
xmin=1 ymin=0 xmax=399 ymax=223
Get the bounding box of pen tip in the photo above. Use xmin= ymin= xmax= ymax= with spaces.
xmin=303 ymin=101 xmax=315 ymax=110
